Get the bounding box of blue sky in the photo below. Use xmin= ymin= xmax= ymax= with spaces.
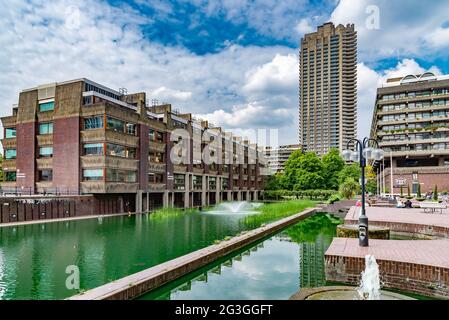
xmin=2 ymin=0 xmax=449 ymax=145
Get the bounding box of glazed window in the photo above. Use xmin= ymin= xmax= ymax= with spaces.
xmin=5 ymin=128 xmax=16 ymax=138
xmin=83 ymin=169 xmax=104 ymax=181
xmin=39 ymin=146 xmax=53 ymax=158
xmin=106 ymin=169 xmax=137 ymax=183
xmin=5 ymin=171 xmax=16 ymax=182
xmin=84 ymin=116 xmax=104 ymax=130
xmin=38 ymin=170 xmax=53 ymax=182
xmin=106 ymin=117 xmax=125 ymax=132
xmin=126 ymin=123 xmax=136 ymax=135
xmin=106 ymin=143 xmax=136 ymax=159
xmin=39 ymin=101 xmax=55 ymax=112
xmin=84 ymin=143 xmax=104 ymax=156
xmin=39 ymin=122 xmax=53 ymax=135
xmin=5 ymin=149 xmax=16 ymax=159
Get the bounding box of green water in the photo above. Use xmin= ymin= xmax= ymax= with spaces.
xmin=140 ymin=214 xmax=339 ymax=300
xmin=0 ymin=211 xmax=264 ymax=300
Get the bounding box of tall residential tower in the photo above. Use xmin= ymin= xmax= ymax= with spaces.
xmin=299 ymin=22 xmax=357 ymax=155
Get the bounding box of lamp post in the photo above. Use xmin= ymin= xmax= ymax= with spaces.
xmin=342 ymin=138 xmax=384 ymax=247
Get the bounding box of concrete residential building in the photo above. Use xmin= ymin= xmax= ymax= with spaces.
xmin=299 ymin=22 xmax=357 ymax=155
xmin=370 ymin=73 xmax=449 ymax=194
xmin=1 ymin=79 xmax=267 ymax=215
xmin=264 ymin=144 xmax=301 ymax=173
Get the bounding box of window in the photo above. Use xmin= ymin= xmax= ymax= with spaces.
xmin=83 ymin=96 xmax=93 ymax=105
xmin=39 ymin=122 xmax=53 ymax=135
xmin=126 ymin=123 xmax=136 ymax=135
xmin=84 ymin=116 xmax=104 ymax=130
xmin=5 ymin=172 xmax=16 ymax=182
xmin=106 ymin=169 xmax=137 ymax=182
xmin=209 ymin=177 xmax=217 ymax=190
xmin=149 ymin=129 xmax=164 ymax=142
xmin=83 ymin=169 xmax=104 ymax=181
xmin=222 ymin=178 xmax=229 ymax=190
xmin=38 ymin=170 xmax=53 ymax=182
xmin=149 ymin=173 xmax=164 ymax=184
xmin=39 ymin=146 xmax=53 ymax=157
xmin=106 ymin=143 xmax=136 ymax=158
xmin=193 ymin=175 xmax=202 ymax=189
xmin=174 ymin=174 xmax=185 ymax=189
xmin=84 ymin=143 xmax=104 ymax=156
xmin=5 ymin=128 xmax=16 ymax=138
xmin=106 ymin=117 xmax=125 ymax=132
xmin=149 ymin=151 xmax=164 ymax=163
xmin=5 ymin=149 xmax=16 ymax=159
xmin=39 ymin=101 xmax=55 ymax=112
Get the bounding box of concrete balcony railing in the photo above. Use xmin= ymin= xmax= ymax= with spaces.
xmin=36 ymin=157 xmax=53 ymax=170
xmin=81 ymin=156 xmax=139 ymax=170
xmin=233 ymin=174 xmax=239 ymax=180
xmin=36 ymin=182 xmax=53 ymax=193
xmin=376 ymin=104 xmax=449 ymax=116
xmin=1 ymin=138 xmax=16 ymax=149
xmin=148 ymin=162 xmax=166 ymax=173
xmin=80 ymin=182 xmax=139 ymax=194
xmin=148 ymin=183 xmax=166 ymax=192
xmin=0 ymin=182 xmax=17 ymax=189
xmin=1 ymin=116 xmax=17 ymax=128
xmin=37 ymin=111 xmax=54 ymax=123
xmin=81 ymin=129 xmax=139 ymax=148
xmin=173 ymin=164 xmax=187 ymax=173
xmin=2 ymin=159 xmax=16 ymax=170
xmin=193 ymin=167 xmax=203 ymax=174
xmin=149 ymin=141 xmax=166 ymax=153
xmin=386 ymin=149 xmax=449 ymax=157
xmin=37 ymin=134 xmax=53 ymax=146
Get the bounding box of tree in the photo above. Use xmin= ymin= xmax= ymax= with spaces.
xmin=417 ymin=183 xmax=422 ymax=198
xmin=337 ymin=163 xmax=361 ymax=185
xmin=400 ymin=185 xmax=403 ymax=197
xmin=339 ymin=177 xmax=360 ymax=199
xmin=265 ymin=174 xmax=283 ymax=190
xmin=434 ymin=185 xmax=438 ymax=201
xmin=294 ymin=152 xmax=325 ymax=190
xmin=282 ymin=150 xmax=303 ymax=190
xmin=321 ymin=148 xmax=345 ymax=190
xmin=407 ymin=184 xmax=411 ymax=197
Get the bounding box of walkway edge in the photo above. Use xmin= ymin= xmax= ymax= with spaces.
xmin=68 ymin=207 xmax=318 ymax=300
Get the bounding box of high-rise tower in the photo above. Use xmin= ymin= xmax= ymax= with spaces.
xmin=299 ymin=22 xmax=357 ymax=155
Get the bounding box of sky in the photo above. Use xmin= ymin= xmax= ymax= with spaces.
xmin=1 ymin=0 xmax=449 ymax=146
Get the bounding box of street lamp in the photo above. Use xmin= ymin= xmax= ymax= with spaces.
xmin=342 ymin=138 xmax=384 ymax=247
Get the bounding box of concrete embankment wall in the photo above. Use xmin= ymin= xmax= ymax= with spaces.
xmin=69 ymin=207 xmax=318 ymax=300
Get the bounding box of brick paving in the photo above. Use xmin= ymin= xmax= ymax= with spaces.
xmin=326 ymin=238 xmax=449 ymax=268
xmin=345 ymin=206 xmax=449 ymax=229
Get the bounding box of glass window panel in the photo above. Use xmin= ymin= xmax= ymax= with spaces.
xmin=38 ymin=170 xmax=53 ymax=181
xmin=126 ymin=123 xmax=136 ymax=135
xmin=39 ymin=101 xmax=55 ymax=112
xmin=83 ymin=169 xmax=104 ymax=181
xmin=84 ymin=143 xmax=104 ymax=156
xmin=5 ymin=128 xmax=16 ymax=138
xmin=5 ymin=149 xmax=16 ymax=159
xmin=107 ymin=117 xmax=125 ymax=132
xmin=39 ymin=146 xmax=53 ymax=157
xmin=106 ymin=143 xmax=126 ymax=157
xmin=84 ymin=116 xmax=104 ymax=130
xmin=39 ymin=123 xmax=53 ymax=134
xmin=5 ymin=171 xmax=16 ymax=182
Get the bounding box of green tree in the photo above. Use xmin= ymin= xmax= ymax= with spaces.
xmin=400 ymin=185 xmax=403 ymax=197
xmin=339 ymin=177 xmax=360 ymax=199
xmin=321 ymin=148 xmax=345 ymax=190
xmin=407 ymin=184 xmax=411 ymax=197
xmin=417 ymin=183 xmax=421 ymax=198
xmin=434 ymin=185 xmax=438 ymax=201
xmin=282 ymin=150 xmax=303 ymax=190
xmin=337 ymin=163 xmax=361 ymax=185
xmin=265 ymin=174 xmax=283 ymax=190
xmin=294 ymin=152 xmax=325 ymax=190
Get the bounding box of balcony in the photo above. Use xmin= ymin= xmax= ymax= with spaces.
xmin=81 ymin=182 xmax=139 ymax=194
xmin=149 ymin=141 xmax=166 ymax=153
xmin=36 ymin=158 xmax=53 ymax=170
xmin=81 ymin=155 xmax=139 ymax=170
xmin=81 ymin=129 xmax=139 ymax=148
xmin=193 ymin=167 xmax=203 ymax=174
xmin=148 ymin=183 xmax=166 ymax=192
xmin=37 ymin=134 xmax=53 ymax=146
xmin=2 ymin=159 xmax=16 ymax=170
xmin=1 ymin=116 xmax=17 ymax=128
xmin=148 ymin=162 xmax=166 ymax=173
xmin=173 ymin=164 xmax=187 ymax=173
xmin=37 ymin=111 xmax=54 ymax=123
xmin=36 ymin=182 xmax=53 ymax=193
xmin=1 ymin=138 xmax=16 ymax=149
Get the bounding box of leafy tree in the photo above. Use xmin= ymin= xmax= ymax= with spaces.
xmin=407 ymin=184 xmax=411 ymax=197
xmin=434 ymin=185 xmax=438 ymax=201
xmin=337 ymin=163 xmax=361 ymax=185
xmin=321 ymin=148 xmax=345 ymax=190
xmin=294 ymin=152 xmax=325 ymax=190
xmin=282 ymin=150 xmax=303 ymax=190
xmin=339 ymin=177 xmax=360 ymax=199
xmin=265 ymin=174 xmax=283 ymax=190
xmin=417 ymin=183 xmax=421 ymax=198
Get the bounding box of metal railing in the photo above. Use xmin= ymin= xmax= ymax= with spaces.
xmin=0 ymin=187 xmax=82 ymax=197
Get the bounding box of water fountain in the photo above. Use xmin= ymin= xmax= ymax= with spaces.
xmin=290 ymin=254 xmax=414 ymax=300
xmin=357 ymin=255 xmax=381 ymax=300
xmin=206 ymin=201 xmax=262 ymax=215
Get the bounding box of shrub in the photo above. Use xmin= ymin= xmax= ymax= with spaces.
xmin=339 ymin=177 xmax=360 ymax=200
xmin=327 ymin=194 xmax=342 ymax=204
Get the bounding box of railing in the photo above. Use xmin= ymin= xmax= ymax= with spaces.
xmin=0 ymin=187 xmax=82 ymax=196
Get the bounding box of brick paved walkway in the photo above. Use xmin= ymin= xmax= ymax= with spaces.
xmin=326 ymin=238 xmax=449 ymax=268
xmin=345 ymin=206 xmax=449 ymax=229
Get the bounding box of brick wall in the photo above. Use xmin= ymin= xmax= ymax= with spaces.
xmin=325 ymin=255 xmax=449 ymax=299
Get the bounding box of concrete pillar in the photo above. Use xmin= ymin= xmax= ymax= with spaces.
xmin=254 ymin=191 xmax=258 ymax=201
xmin=135 ymin=190 xmax=143 ymax=213
xmin=202 ymin=175 xmax=207 ymax=207
xmin=163 ymin=191 xmax=169 ymax=208
xmin=146 ymin=192 xmax=149 ymax=212
xmin=227 ymin=191 xmax=232 ymax=202
xmin=237 ymin=191 xmax=242 ymax=201
xmin=246 ymin=190 xmax=250 ymax=202
xmin=171 ymin=192 xmax=175 ymax=208
xmin=216 ymin=177 xmax=221 ymax=205
xmin=184 ymin=174 xmax=190 ymax=209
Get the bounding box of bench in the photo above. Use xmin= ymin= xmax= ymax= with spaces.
xmin=419 ymin=202 xmax=447 ymax=214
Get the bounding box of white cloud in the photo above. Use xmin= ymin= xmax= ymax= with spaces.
xmin=330 ymin=0 xmax=449 ymax=61
xmin=295 ymin=18 xmax=314 ymax=35
xmin=150 ymin=87 xmax=192 ymax=102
